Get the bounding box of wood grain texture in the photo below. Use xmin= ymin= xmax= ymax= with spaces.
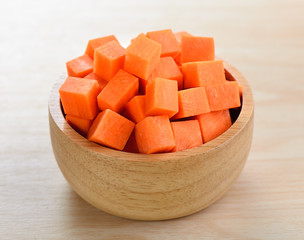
xmin=1 ymin=0 xmax=304 ymax=238
xmin=48 ymin=62 xmax=253 ymax=220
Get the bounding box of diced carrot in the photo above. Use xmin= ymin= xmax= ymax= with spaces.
xmin=87 ymin=109 xmax=135 ymax=150
xmin=224 ymin=72 xmax=243 ymax=98
xmin=97 ymin=69 xmax=138 ymax=113
xmin=66 ymin=115 xmax=92 ymax=137
xmin=196 ymin=110 xmax=232 ymax=143
xmin=224 ymin=68 xmax=235 ymax=81
xmin=59 ymin=77 xmax=100 ymax=119
xmin=174 ymin=31 xmax=192 ymax=45
xmin=174 ymin=52 xmax=181 ymax=65
xmin=239 ymin=85 xmax=243 ymax=97
xmin=135 ymin=115 xmax=175 ymax=154
xmin=205 ymin=81 xmax=241 ymax=111
xmin=182 ymin=60 xmax=226 ymax=89
xmin=174 ymin=31 xmax=192 ymax=65
xmin=94 ymin=40 xmax=126 ymax=81
xmin=60 ymin=30 xmax=244 ymax=154
xmin=145 ymin=78 xmax=178 ymax=118
xmin=84 ymin=72 xmax=108 ymax=90
xmin=123 ymin=95 xmax=146 ymax=123
xmin=85 ymin=35 xmax=118 ymax=59
xmin=144 ymin=57 xmax=183 ymax=90
xmin=124 ymin=34 xmax=161 ymax=80
xmin=66 ymin=54 xmax=93 ymax=78
xmin=138 ymin=78 xmax=148 ymax=95
xmin=174 ymin=53 xmax=182 ymax=66
xmin=172 ymin=87 xmax=210 ymax=120
xmin=146 ymin=29 xmax=180 ymax=58
xmin=171 ymin=120 xmax=203 ymax=152
xmin=123 ymin=131 xmax=139 ymax=153
xmin=131 ymin=33 xmax=146 ymax=43
xmin=181 ymin=35 xmax=214 ymax=63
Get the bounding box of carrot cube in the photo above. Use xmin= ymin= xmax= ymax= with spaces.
xmin=138 ymin=78 xmax=148 ymax=95
xmin=123 ymin=95 xmax=146 ymax=123
xmin=182 ymin=60 xmax=226 ymax=89
xmin=174 ymin=31 xmax=192 ymax=65
xmin=238 ymin=85 xmax=243 ymax=97
xmin=135 ymin=115 xmax=175 ymax=154
xmin=85 ymin=35 xmax=118 ymax=59
xmin=145 ymin=78 xmax=178 ymax=118
xmin=131 ymin=33 xmax=146 ymax=43
xmin=124 ymin=34 xmax=161 ymax=80
xmin=145 ymin=57 xmax=183 ymax=90
xmin=181 ymin=35 xmax=214 ymax=63
xmin=94 ymin=40 xmax=126 ymax=81
xmin=87 ymin=109 xmax=135 ymax=151
xmin=173 ymin=87 xmax=210 ymax=120
xmin=196 ymin=110 xmax=232 ymax=143
xmin=66 ymin=54 xmax=93 ymax=78
xmin=146 ymin=29 xmax=180 ymax=58
xmin=171 ymin=120 xmax=203 ymax=152
xmin=66 ymin=115 xmax=93 ymax=137
xmin=205 ymin=81 xmax=241 ymax=111
xmin=174 ymin=53 xmax=182 ymax=66
xmin=84 ymin=72 xmax=108 ymax=90
xmin=59 ymin=77 xmax=100 ymax=119
xmin=123 ymin=131 xmax=139 ymax=153
xmin=97 ymin=69 xmax=139 ymax=113
xmin=174 ymin=31 xmax=192 ymax=45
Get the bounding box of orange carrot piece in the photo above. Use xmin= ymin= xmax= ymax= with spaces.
xmin=87 ymin=109 xmax=135 ymax=150
xmin=196 ymin=110 xmax=232 ymax=143
xmin=97 ymin=69 xmax=139 ymax=113
xmin=84 ymin=72 xmax=108 ymax=90
xmin=66 ymin=115 xmax=93 ymax=137
xmin=181 ymin=35 xmax=214 ymax=63
xmin=174 ymin=31 xmax=192 ymax=65
xmin=59 ymin=77 xmax=100 ymax=119
xmin=94 ymin=40 xmax=126 ymax=81
xmin=146 ymin=29 xmax=180 ymax=58
xmin=205 ymin=81 xmax=241 ymax=111
xmin=145 ymin=57 xmax=183 ymax=90
xmin=172 ymin=87 xmax=210 ymax=120
xmin=138 ymin=78 xmax=148 ymax=95
xmin=182 ymin=60 xmax=226 ymax=89
xmin=123 ymin=95 xmax=146 ymax=123
xmin=124 ymin=34 xmax=161 ymax=80
xmin=85 ymin=35 xmax=118 ymax=59
xmin=171 ymin=120 xmax=203 ymax=152
xmin=145 ymin=78 xmax=178 ymax=118
xmin=123 ymin=130 xmax=139 ymax=153
xmin=178 ymin=65 xmax=182 ymax=72
xmin=174 ymin=52 xmax=182 ymax=66
xmin=174 ymin=31 xmax=192 ymax=45
xmin=239 ymin=85 xmax=243 ymax=97
xmin=66 ymin=54 xmax=93 ymax=78
xmin=135 ymin=115 xmax=175 ymax=154
xmin=131 ymin=33 xmax=146 ymax=43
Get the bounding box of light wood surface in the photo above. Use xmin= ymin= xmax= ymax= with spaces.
xmin=49 ymin=62 xmax=253 ymax=221
xmin=1 ymin=0 xmax=304 ymax=238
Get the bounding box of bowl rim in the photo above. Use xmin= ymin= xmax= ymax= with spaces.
xmin=48 ymin=60 xmax=254 ymax=162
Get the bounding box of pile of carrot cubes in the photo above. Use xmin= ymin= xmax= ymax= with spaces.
xmin=59 ymin=29 xmax=242 ymax=154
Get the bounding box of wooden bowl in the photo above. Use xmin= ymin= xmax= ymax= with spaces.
xmin=48 ymin=61 xmax=254 ymax=221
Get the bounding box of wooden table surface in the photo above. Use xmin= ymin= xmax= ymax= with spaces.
xmin=1 ymin=0 xmax=304 ymax=239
